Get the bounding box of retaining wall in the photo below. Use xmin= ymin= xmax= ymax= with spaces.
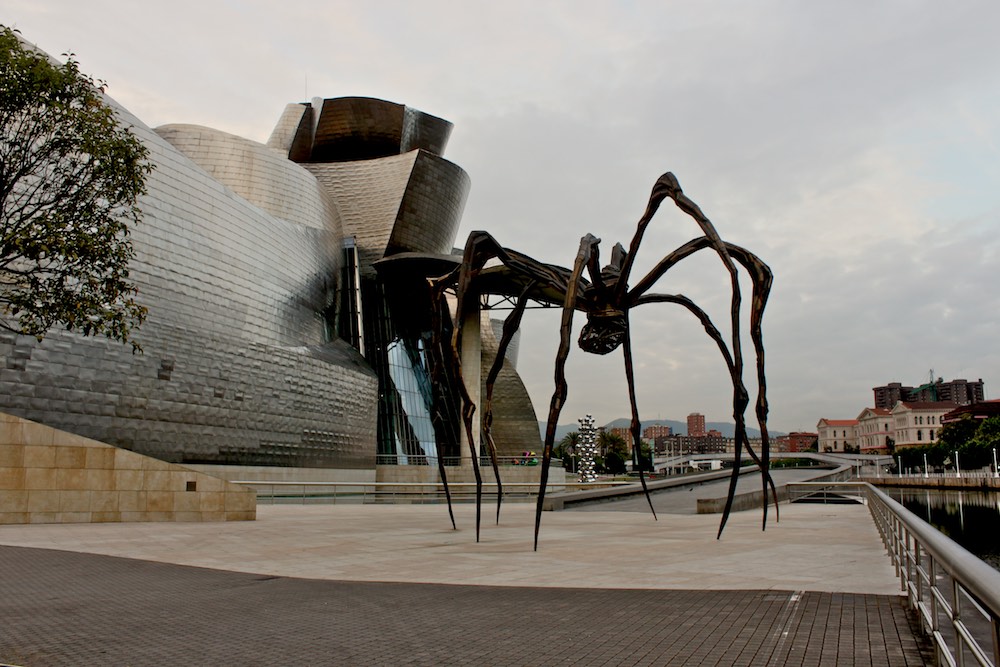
xmin=0 ymin=412 xmax=255 ymax=524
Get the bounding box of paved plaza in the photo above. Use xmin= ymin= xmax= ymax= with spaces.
xmin=0 ymin=501 xmax=932 ymax=665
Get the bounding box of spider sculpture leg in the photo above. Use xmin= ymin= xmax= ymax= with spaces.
xmin=426 ymin=279 xmax=458 ymax=530
xmin=431 ymin=231 xmax=573 ymax=540
xmin=482 ymin=284 xmax=535 ymax=525
xmin=534 ymin=234 xmax=600 ymax=551
xmin=631 ymin=236 xmax=776 ymax=535
xmin=652 ymin=178 xmax=761 ymax=535
xmin=621 ymin=314 xmax=657 ymax=520
xmin=446 ymin=244 xmax=497 ymax=543
xmin=426 ymin=265 xmax=488 ymax=536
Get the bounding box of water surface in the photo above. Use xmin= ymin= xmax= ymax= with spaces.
xmin=888 ymin=487 xmax=1000 ymax=572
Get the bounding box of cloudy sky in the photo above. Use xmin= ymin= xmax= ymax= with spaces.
xmin=5 ymin=1 xmax=999 ymax=433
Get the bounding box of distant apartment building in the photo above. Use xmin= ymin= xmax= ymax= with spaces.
xmin=891 ymin=401 xmax=953 ymax=449
xmin=873 ymin=383 xmax=908 ymax=411
xmin=687 ymin=413 xmax=706 ymax=437
xmin=773 ymin=431 xmax=817 ymax=453
xmin=817 ymin=419 xmax=859 ymax=453
xmin=606 ymin=427 xmax=634 ymax=449
xmin=643 ymin=424 xmax=673 ymax=440
xmin=855 ymin=409 xmax=891 ymax=453
xmin=873 ymin=378 xmax=985 ymax=410
xmin=660 ymin=434 xmax=726 ymax=455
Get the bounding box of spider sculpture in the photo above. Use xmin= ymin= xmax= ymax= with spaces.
xmin=428 ymin=172 xmax=776 ymax=550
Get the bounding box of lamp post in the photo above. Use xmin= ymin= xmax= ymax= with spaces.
xmin=923 ymin=453 xmax=929 ymax=479
xmin=955 ymin=450 xmax=961 ymax=479
xmin=993 ymin=447 xmax=999 ymax=478
xmin=896 ymin=456 xmax=901 ymax=479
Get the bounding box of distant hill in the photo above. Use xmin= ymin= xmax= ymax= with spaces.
xmin=540 ymin=418 xmax=784 ymax=442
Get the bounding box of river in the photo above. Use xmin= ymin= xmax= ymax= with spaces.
xmin=885 ymin=487 xmax=1000 ymax=572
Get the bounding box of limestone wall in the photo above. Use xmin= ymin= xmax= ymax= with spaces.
xmin=0 ymin=413 xmax=255 ymax=524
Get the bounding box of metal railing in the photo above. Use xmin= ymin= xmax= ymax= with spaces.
xmin=374 ymin=455 xmax=562 ymax=468
xmin=885 ymin=471 xmax=1000 ymax=481
xmin=374 ymin=455 xmax=464 ymax=466
xmin=786 ymin=481 xmax=869 ymax=505
xmin=233 ymin=480 xmax=630 ymax=505
xmin=864 ymin=483 xmax=1000 ymax=667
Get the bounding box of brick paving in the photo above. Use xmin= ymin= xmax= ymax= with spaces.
xmin=0 ymin=545 xmax=931 ymax=666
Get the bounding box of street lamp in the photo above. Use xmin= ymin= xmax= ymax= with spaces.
xmin=994 ymin=447 xmax=999 ymax=479
xmin=923 ymin=453 xmax=929 ymax=479
xmin=955 ymin=450 xmax=961 ymax=479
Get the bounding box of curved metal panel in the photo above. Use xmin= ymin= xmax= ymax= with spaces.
xmin=156 ymin=123 xmax=343 ymax=235
xmin=386 ymin=151 xmax=470 ymax=257
xmin=297 ymin=97 xmax=453 ymax=162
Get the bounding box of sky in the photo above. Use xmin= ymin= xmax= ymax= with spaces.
xmin=4 ymin=1 xmax=999 ymax=434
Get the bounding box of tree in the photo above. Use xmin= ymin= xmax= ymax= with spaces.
xmin=556 ymin=431 xmax=579 ymax=472
xmin=637 ymin=441 xmax=654 ymax=472
xmin=971 ymin=416 xmax=1000 ymax=450
xmin=597 ymin=431 xmax=629 ymax=474
xmin=963 ymin=416 xmax=1000 ymax=469
xmin=1 ymin=26 xmax=151 ymax=349
xmin=937 ymin=414 xmax=978 ymax=452
xmin=597 ymin=431 xmax=628 ymax=458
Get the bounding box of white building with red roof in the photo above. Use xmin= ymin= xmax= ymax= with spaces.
xmin=890 ymin=401 xmax=954 ymax=449
xmin=816 ymin=418 xmax=859 ymax=453
xmin=856 ymin=408 xmax=893 ymax=453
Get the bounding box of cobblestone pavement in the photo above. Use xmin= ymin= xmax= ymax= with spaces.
xmin=0 ymin=545 xmax=931 ymax=666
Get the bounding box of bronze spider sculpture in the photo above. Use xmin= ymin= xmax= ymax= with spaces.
xmin=427 ymin=172 xmax=776 ymax=550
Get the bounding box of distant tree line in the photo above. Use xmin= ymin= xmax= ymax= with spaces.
xmin=556 ymin=431 xmax=653 ymax=475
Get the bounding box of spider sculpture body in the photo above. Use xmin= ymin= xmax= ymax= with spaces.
xmin=428 ymin=172 xmax=775 ymax=550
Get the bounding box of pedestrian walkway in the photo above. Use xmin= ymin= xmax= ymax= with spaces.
xmin=0 ymin=502 xmax=932 ymax=665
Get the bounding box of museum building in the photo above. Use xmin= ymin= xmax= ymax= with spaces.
xmin=0 ymin=92 xmax=542 ymax=475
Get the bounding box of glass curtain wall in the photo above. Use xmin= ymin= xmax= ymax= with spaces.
xmin=360 ymin=278 xmax=461 ymax=465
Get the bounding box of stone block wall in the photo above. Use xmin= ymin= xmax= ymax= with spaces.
xmin=0 ymin=413 xmax=255 ymax=524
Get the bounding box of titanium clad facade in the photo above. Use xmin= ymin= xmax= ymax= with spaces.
xmin=0 ymin=96 xmax=377 ymax=468
xmin=1 ymin=89 xmax=540 ymax=469
xmin=280 ymin=97 xmax=473 ymax=462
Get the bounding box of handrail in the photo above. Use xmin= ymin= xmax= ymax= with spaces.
xmin=231 ymin=480 xmax=632 ymax=505
xmin=232 ymin=481 xmax=633 ymax=488
xmin=786 ymin=481 xmax=869 ymax=504
xmin=864 ymin=482 xmax=1000 ymax=667
xmin=373 ymin=454 xmax=564 ymax=468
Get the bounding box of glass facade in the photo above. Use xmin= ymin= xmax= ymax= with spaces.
xmin=359 ymin=278 xmax=461 ymax=464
